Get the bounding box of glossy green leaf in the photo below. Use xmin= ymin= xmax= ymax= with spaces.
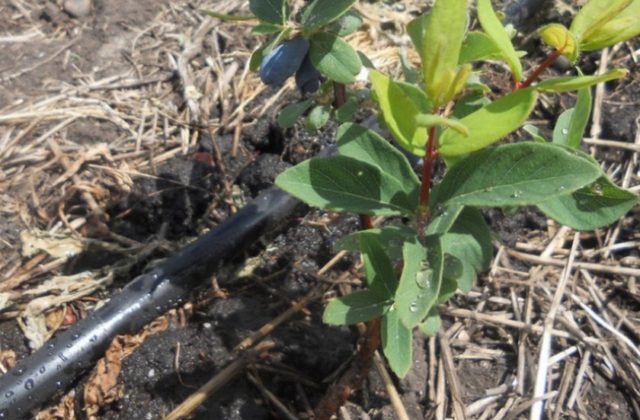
xmin=396 ymin=237 xmax=443 ymax=329
xmin=337 ymin=123 xmax=421 ymax=190
xmin=437 ymin=254 xmax=463 ymax=302
xmin=441 ymin=208 xmax=492 ymax=292
xmin=309 ymin=32 xmax=361 ymax=83
xmin=538 ymin=23 xmax=579 ymax=62
xmin=459 ymin=31 xmax=503 ymax=64
xmin=535 ymin=69 xmax=627 ymax=93
xmin=421 ymin=0 xmax=468 ymax=106
xmin=399 ymin=49 xmax=420 ymax=84
xmin=418 ymin=309 xmax=442 ymax=337
xmin=323 ymin=290 xmax=390 ymax=325
xmin=570 ymin=0 xmax=632 ymax=41
xmin=382 ymin=309 xmax=413 ymax=377
xmin=202 ymin=9 xmax=254 ymax=21
xmin=432 ymin=143 xmax=603 ymax=207
xmin=301 ymin=0 xmax=357 ymax=29
xmin=326 ymin=10 xmax=363 ymax=36
xmin=477 ymin=0 xmax=523 ymax=81
xmin=552 ymin=86 xmax=592 ymax=148
xmin=360 ymin=235 xmax=398 ymax=298
xmin=425 ymin=204 xmax=464 ymax=236
xmin=415 ymin=114 xmax=469 ymax=136
xmin=277 ymin=100 xmax=314 ymax=128
xmin=250 ymin=0 xmax=289 ymax=24
xmin=335 ymin=225 xmax=415 ymax=260
xmin=275 ymin=155 xmax=416 ymax=216
xmin=579 ymin=0 xmax=640 ymax=51
xmin=538 ymin=177 xmax=639 ymax=230
xmin=438 ymin=88 xmax=538 ymax=158
xmin=370 ymin=70 xmax=428 ymax=156
xmin=306 ymin=105 xmax=331 ymax=131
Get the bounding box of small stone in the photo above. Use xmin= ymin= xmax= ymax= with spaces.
xmin=63 ymin=0 xmax=91 ymax=18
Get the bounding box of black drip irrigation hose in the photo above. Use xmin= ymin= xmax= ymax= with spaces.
xmin=0 ymin=185 xmax=301 ymax=418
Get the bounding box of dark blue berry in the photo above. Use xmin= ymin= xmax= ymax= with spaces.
xmin=295 ymin=53 xmax=322 ymax=94
xmin=259 ymin=38 xmax=309 ymax=86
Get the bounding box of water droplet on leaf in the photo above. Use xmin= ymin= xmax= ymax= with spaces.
xmin=24 ymin=379 xmax=34 ymax=390
xmin=409 ymin=302 xmax=418 ymax=313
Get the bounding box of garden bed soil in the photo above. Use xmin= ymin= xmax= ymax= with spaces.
xmin=1 ymin=1 xmax=639 ymax=419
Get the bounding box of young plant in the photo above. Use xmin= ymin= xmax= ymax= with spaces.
xmin=206 ymin=0 xmax=366 ymax=130
xmin=274 ymin=0 xmax=640 ymax=379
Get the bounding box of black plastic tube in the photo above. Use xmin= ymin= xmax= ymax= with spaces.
xmin=0 ymin=185 xmax=301 ymax=418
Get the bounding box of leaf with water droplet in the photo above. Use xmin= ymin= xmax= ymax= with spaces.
xmin=381 ymin=309 xmax=412 ymax=377
xmin=395 ymin=236 xmax=444 ymax=329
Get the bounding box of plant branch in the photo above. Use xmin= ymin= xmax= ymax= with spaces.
xmin=516 ymin=48 xmax=563 ymax=90
xmin=314 ymin=318 xmax=381 ymax=420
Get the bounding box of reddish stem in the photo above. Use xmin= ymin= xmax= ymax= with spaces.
xmin=359 ymin=214 xmax=374 ymax=230
xmin=419 ymin=125 xmax=438 ymax=210
xmin=516 ymin=49 xmax=563 ymax=90
xmin=333 ymin=82 xmax=347 ymax=108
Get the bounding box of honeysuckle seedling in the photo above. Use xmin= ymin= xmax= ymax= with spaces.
xmin=274 ymin=0 xmax=640 ymax=378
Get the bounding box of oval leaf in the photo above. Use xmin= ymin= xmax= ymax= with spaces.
xmin=277 ymin=99 xmax=314 ymax=128
xmin=570 ymin=0 xmax=632 ymax=41
xmin=459 ymin=31 xmax=504 ymax=64
xmin=395 ymin=237 xmax=443 ymax=329
xmin=538 ymin=177 xmax=639 ymax=231
xmin=552 ymin=86 xmax=592 ymax=149
xmin=301 ymin=0 xmax=357 ymax=29
xmin=432 ymin=142 xmax=603 ymax=207
xmin=323 ymin=290 xmax=390 ymax=325
xmin=438 ymin=88 xmax=538 ymax=158
xmin=309 ymin=32 xmax=361 ymax=83
xmin=579 ymin=1 xmax=640 ymax=51
xmin=382 ymin=309 xmax=413 ymax=377
xmin=250 ymin=0 xmax=289 ymax=24
xmin=275 ymin=155 xmax=417 ymax=216
xmin=360 ymin=235 xmax=398 ymax=299
xmin=370 ymin=70 xmax=428 ymax=156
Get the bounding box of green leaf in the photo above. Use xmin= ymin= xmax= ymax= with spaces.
xmin=570 ymin=0 xmax=632 ymax=41
xmin=306 ymin=105 xmax=332 ymax=131
xmin=202 ymin=9 xmax=254 ymax=21
xmin=418 ymin=309 xmax=442 ymax=337
xmin=301 ymin=0 xmax=357 ymax=29
xmin=396 ymin=237 xmax=443 ymax=329
xmin=477 ymin=0 xmax=523 ymax=81
xmin=250 ymin=0 xmax=289 ymax=24
xmin=323 ymin=290 xmax=391 ymax=325
xmin=399 ymin=49 xmax=420 ymax=84
xmin=432 ymin=142 xmax=603 ymax=207
xmin=459 ymin=31 xmax=503 ymax=64
xmin=425 ymin=204 xmax=464 ymax=236
xmin=421 ymin=0 xmax=468 ymax=106
xmin=370 ymin=70 xmax=428 ymax=156
xmin=415 ymin=114 xmax=469 ymax=136
xmin=441 ymin=208 xmax=492 ymax=292
xmin=407 ymin=12 xmax=428 ymax=53
xmin=309 ymin=32 xmax=361 ymax=83
xmin=275 ymin=155 xmax=417 ymax=215
xmin=337 ymin=123 xmax=421 ymax=191
xmin=538 ymin=177 xmax=639 ymax=230
xmin=335 ymin=98 xmax=358 ymax=123
xmin=438 ymin=88 xmax=538 ymax=158
xmin=326 ymin=10 xmax=362 ymax=36
xmin=277 ymin=100 xmax=314 ymax=128
xmin=335 ymin=225 xmax=415 ymax=260
xmin=251 ymin=23 xmax=283 ymax=35
xmin=452 ymin=91 xmax=491 ymax=119
xmin=382 ymin=309 xmax=413 ymax=377
xmin=538 ymin=23 xmax=579 ymax=63
xmin=523 ymin=124 xmax=548 ymax=143
xmin=579 ymin=0 xmax=640 ymax=51
xmin=552 ymin=86 xmax=591 ymax=148
xmin=535 ymin=69 xmax=627 ymax=93
xmin=360 ymin=235 xmax=398 ymax=298
xmin=438 ymin=254 xmax=463 ymax=302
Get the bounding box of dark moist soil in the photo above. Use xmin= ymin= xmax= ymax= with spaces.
xmin=1 ymin=1 xmax=639 ymax=419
